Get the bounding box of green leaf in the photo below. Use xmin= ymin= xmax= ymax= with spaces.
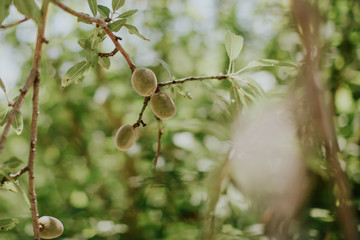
xmin=124 ymin=24 xmax=149 ymax=41
xmin=98 ymin=57 xmax=111 ymax=69
xmin=4 ymin=158 xmax=23 ymax=169
xmin=88 ymin=0 xmax=97 ymax=16
xmin=112 ymin=0 xmax=125 ymax=12
xmin=0 ymin=0 xmax=12 ymax=25
xmin=225 ymin=31 xmax=244 ymax=61
xmin=0 ymin=109 xmax=9 ymax=127
xmin=0 ymin=77 xmax=6 ymax=94
xmin=175 ymin=86 xmax=192 ymax=99
xmin=158 ymin=59 xmax=172 ymax=80
xmin=98 ymin=5 xmax=110 ymax=19
xmin=245 ymin=78 xmax=266 ymax=99
xmin=11 ymin=111 xmax=23 ymax=135
xmin=13 ymin=0 xmax=41 ymax=25
xmin=0 ymin=219 xmax=19 ymax=231
xmin=108 ymin=19 xmax=127 ymax=32
xmin=235 ymin=59 xmax=297 ymax=74
xmin=13 ymin=181 xmax=31 ymax=208
xmin=0 ymin=181 xmax=17 ymax=193
xmin=61 ymin=61 xmax=91 ymax=88
xmin=117 ymin=9 xmax=138 ymax=19
xmin=85 ymin=48 xmax=99 ymax=68
xmin=78 ymin=39 xmax=86 ymax=48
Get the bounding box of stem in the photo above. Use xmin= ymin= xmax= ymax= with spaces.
xmin=53 ymin=0 xmax=136 ymax=72
xmin=152 ymin=119 xmax=163 ymax=169
xmin=157 ymin=74 xmax=228 ymax=87
xmin=29 ymin=73 xmax=41 ymax=240
xmin=133 ymin=96 xmax=150 ymax=128
xmin=99 ymin=48 xmax=119 ymax=58
xmin=9 ymin=166 xmax=29 ymax=180
xmin=0 ymin=17 xmax=30 ymax=29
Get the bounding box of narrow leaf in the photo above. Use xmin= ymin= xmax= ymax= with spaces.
xmin=235 ymin=59 xmax=297 ymax=74
xmin=0 ymin=77 xmax=6 ymax=94
xmin=13 ymin=181 xmax=31 ymax=208
xmin=88 ymin=0 xmax=97 ymax=16
xmin=0 ymin=109 xmax=9 ymax=127
xmin=0 ymin=0 xmax=12 ymax=25
xmin=13 ymin=0 xmax=41 ymax=25
xmin=98 ymin=57 xmax=111 ymax=69
xmin=158 ymin=59 xmax=172 ymax=80
xmin=108 ymin=19 xmax=127 ymax=32
xmin=117 ymin=9 xmax=138 ymax=19
xmin=98 ymin=5 xmax=110 ymax=19
xmin=11 ymin=111 xmax=23 ymax=135
xmin=112 ymin=0 xmax=125 ymax=12
xmin=175 ymin=86 xmax=192 ymax=99
xmin=0 ymin=219 xmax=19 ymax=231
xmin=4 ymin=157 xmax=23 ymax=169
xmin=61 ymin=61 xmax=91 ymax=88
xmin=85 ymin=48 xmax=99 ymax=68
xmin=78 ymin=39 xmax=86 ymax=48
xmin=124 ymin=24 xmax=149 ymax=41
xmin=225 ymin=31 xmax=244 ymax=61
xmin=0 ymin=181 xmax=17 ymax=193
xmin=246 ymin=78 xmax=266 ymax=99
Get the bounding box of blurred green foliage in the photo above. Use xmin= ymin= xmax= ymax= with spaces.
xmin=0 ymin=0 xmax=359 ymax=239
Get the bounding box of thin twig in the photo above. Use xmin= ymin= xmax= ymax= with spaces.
xmin=133 ymin=96 xmax=150 ymax=128
xmin=158 ymin=74 xmax=228 ymax=87
xmin=99 ymin=48 xmax=119 ymax=58
xmin=53 ymin=0 xmax=136 ymax=72
xmin=152 ymin=119 xmax=163 ymax=169
xmin=0 ymin=17 xmax=30 ymax=29
xmin=8 ymin=166 xmax=29 ymax=180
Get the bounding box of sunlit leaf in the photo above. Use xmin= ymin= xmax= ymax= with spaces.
xmin=11 ymin=111 xmax=23 ymax=135
xmin=98 ymin=5 xmax=110 ymax=19
xmin=175 ymin=86 xmax=192 ymax=99
xmin=245 ymin=78 xmax=266 ymax=99
xmin=99 ymin=57 xmax=111 ymax=69
xmin=225 ymin=31 xmax=244 ymax=61
xmin=108 ymin=19 xmax=127 ymax=32
xmin=0 ymin=219 xmax=19 ymax=231
xmin=124 ymin=24 xmax=149 ymax=41
xmin=117 ymin=9 xmax=138 ymax=19
xmin=61 ymin=61 xmax=91 ymax=88
xmin=88 ymin=0 xmax=97 ymax=16
xmin=112 ymin=0 xmax=125 ymax=12
xmin=0 ymin=0 xmax=12 ymax=25
xmin=4 ymin=157 xmax=23 ymax=169
xmin=0 ymin=77 xmax=6 ymax=94
xmin=78 ymin=39 xmax=86 ymax=48
xmin=13 ymin=0 xmax=41 ymax=25
xmin=0 ymin=181 xmax=17 ymax=193
xmin=235 ymin=59 xmax=297 ymax=74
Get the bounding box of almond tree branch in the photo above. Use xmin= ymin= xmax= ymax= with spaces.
xmin=53 ymin=0 xmax=136 ymax=72
xmin=29 ymin=72 xmax=41 ymax=240
xmin=157 ymin=74 xmax=228 ymax=87
xmin=0 ymin=17 xmax=30 ymax=30
xmin=0 ymin=9 xmax=49 ymax=156
xmin=292 ymin=1 xmax=358 ymax=239
xmin=99 ymin=48 xmax=119 ymax=58
xmin=8 ymin=166 xmax=29 ymax=180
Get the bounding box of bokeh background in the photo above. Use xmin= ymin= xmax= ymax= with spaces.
xmin=0 ymin=0 xmax=359 ymax=239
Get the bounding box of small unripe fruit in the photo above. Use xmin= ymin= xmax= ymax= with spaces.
xmin=150 ymin=92 xmax=176 ymax=120
xmin=39 ymin=216 xmax=64 ymax=239
xmin=131 ymin=68 xmax=157 ymax=96
xmin=115 ymin=124 xmax=136 ymax=151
